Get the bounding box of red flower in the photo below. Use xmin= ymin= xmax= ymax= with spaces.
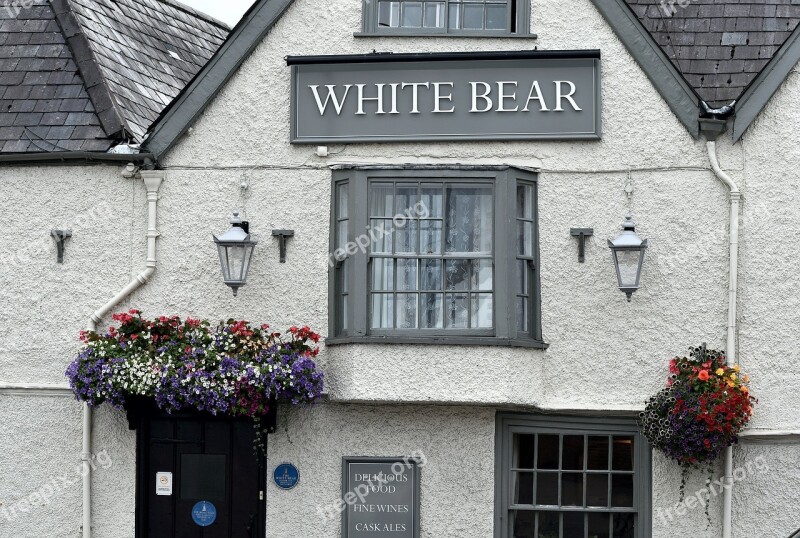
xmin=698 ymin=370 xmax=710 ymax=381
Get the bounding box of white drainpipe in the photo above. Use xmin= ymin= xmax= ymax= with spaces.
xmin=0 ymin=169 xmax=163 ymax=538
xmin=79 ymin=169 xmax=163 ymax=538
xmin=706 ymin=140 xmax=740 ymax=538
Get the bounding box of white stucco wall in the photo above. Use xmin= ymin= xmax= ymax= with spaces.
xmin=2 ymin=0 xmax=800 ymax=537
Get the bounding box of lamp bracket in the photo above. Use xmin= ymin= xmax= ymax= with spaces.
xmin=570 ymin=228 xmax=593 ymax=263
xmin=272 ymin=229 xmax=295 ymax=263
xmin=50 ymin=229 xmax=72 ymax=263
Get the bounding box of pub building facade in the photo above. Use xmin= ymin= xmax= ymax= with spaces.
xmin=2 ymin=0 xmax=800 ymax=537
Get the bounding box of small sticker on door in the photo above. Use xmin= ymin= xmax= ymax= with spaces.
xmin=156 ymin=472 xmax=172 ymax=496
xmin=192 ymin=501 xmax=217 ymax=527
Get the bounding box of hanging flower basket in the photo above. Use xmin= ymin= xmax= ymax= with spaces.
xmin=66 ymin=310 xmax=324 ymax=423
xmin=640 ymin=345 xmax=756 ymax=468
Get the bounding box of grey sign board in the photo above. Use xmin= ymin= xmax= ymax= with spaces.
xmin=288 ymin=51 xmax=601 ymax=143
xmin=342 ymin=457 xmax=421 ymax=537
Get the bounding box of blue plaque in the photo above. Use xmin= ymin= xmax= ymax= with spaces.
xmin=273 ymin=463 xmax=299 ymax=490
xmin=191 ymin=501 xmax=217 ymax=527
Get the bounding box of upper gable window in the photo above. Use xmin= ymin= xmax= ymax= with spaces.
xmin=361 ymin=0 xmax=532 ymax=36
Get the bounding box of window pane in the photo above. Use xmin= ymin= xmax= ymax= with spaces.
xmin=372 ymin=258 xmax=394 ymax=291
xmin=517 ymin=297 xmax=529 ymax=332
xmin=587 ymin=436 xmax=609 ymax=470
xmin=402 ymin=1 xmax=423 ymax=26
xmin=537 ymin=511 xmax=558 ymax=538
xmin=511 ymin=510 xmax=535 ymax=538
xmin=561 ymin=473 xmax=583 ymax=506
xmin=337 ymin=221 xmax=349 ymax=251
xmin=517 ymin=184 xmax=534 ymax=219
xmin=471 ymin=293 xmax=492 ymax=328
xmin=341 ymin=258 xmax=349 ymax=294
xmin=420 ymin=220 xmax=443 ymax=254
xmin=485 ymin=3 xmax=506 ymax=29
xmin=448 ymin=2 xmax=461 ymax=28
xmin=462 ymin=2 xmax=483 ymax=28
xmin=518 ymin=221 xmax=533 ymax=256
xmin=611 ymin=475 xmax=634 ymax=507
xmin=445 ymin=259 xmax=470 ymax=290
xmin=563 ymin=512 xmax=585 ymax=537
xmin=472 ymin=258 xmax=493 ymax=290
xmin=394 ymin=183 xmax=418 ymax=217
xmin=535 ymin=472 xmax=558 ymax=505
xmin=589 ymin=512 xmax=611 ymax=538
xmin=515 ymin=434 xmax=536 ymax=469
xmin=586 ymin=474 xmax=608 ymax=507
xmin=613 ymin=513 xmax=635 ymax=538
xmin=420 ymin=183 xmax=443 ymax=218
xmin=420 ymin=259 xmax=442 ymax=290
xmin=514 ymin=472 xmax=534 ymax=504
xmin=397 ymin=258 xmax=418 ymax=290
xmin=517 ymin=260 xmax=528 ymax=295
xmin=424 ymin=2 xmax=446 ymax=28
xmin=444 ymin=292 xmax=469 ymax=328
xmin=420 ymin=293 xmax=443 ymax=328
xmin=370 ymin=183 xmax=394 ymax=216
xmin=370 ymin=219 xmax=393 ymax=253
xmin=337 ymin=183 xmax=349 ymax=218
xmin=612 ymin=437 xmax=634 ymax=471
xmin=562 ymin=435 xmax=584 ymax=470
xmin=378 ymin=1 xmax=400 ymax=26
xmin=396 ymin=182 xmax=418 ymax=214
xmin=396 ymin=293 xmax=418 ymax=328
xmin=445 ymin=185 xmax=492 ymax=254
xmin=371 ymin=293 xmax=394 ymax=328
xmin=537 ymin=435 xmax=559 ymax=469
xmin=395 ymin=219 xmax=418 ymax=253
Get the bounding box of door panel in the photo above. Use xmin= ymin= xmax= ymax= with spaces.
xmin=137 ymin=413 xmax=265 ymax=538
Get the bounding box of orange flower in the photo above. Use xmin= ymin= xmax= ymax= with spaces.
xmin=698 ymin=370 xmax=710 ymax=381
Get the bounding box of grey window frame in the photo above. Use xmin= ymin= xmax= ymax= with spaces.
xmin=359 ymin=0 xmax=534 ymax=37
xmin=494 ymin=413 xmax=652 ymax=538
xmin=327 ymin=166 xmax=545 ymax=348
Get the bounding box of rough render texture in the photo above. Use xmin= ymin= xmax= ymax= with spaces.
xmin=1 ymin=0 xmax=799 ymax=537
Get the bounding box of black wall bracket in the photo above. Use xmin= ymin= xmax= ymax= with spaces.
xmin=51 ymin=229 xmax=72 ymax=263
xmin=272 ymin=229 xmax=295 ymax=263
xmin=570 ymin=228 xmax=594 ymax=263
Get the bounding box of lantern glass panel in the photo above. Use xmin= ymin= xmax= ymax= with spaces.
xmin=227 ymin=244 xmax=247 ymax=281
xmin=614 ymin=249 xmax=642 ymax=288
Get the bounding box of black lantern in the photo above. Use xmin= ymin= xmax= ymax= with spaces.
xmin=213 ymin=211 xmax=257 ymax=297
xmin=608 ymin=213 xmax=648 ymax=302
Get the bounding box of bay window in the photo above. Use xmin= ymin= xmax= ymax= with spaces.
xmin=328 ymin=166 xmax=544 ymax=347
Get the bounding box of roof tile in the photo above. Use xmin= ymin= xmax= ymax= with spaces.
xmin=626 ymin=0 xmax=800 ymax=107
xmin=0 ymin=0 xmax=228 ymax=153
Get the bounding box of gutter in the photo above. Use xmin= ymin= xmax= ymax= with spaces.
xmin=0 ymin=152 xmax=156 ymax=166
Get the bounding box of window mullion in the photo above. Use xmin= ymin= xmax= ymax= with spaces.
xmin=352 ymin=172 xmax=370 ymax=336
xmin=494 ymin=169 xmax=514 ymax=339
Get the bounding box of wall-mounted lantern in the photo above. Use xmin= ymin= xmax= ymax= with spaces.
xmin=213 ymin=211 xmax=257 ymax=297
xmin=608 ymin=213 xmax=648 ymax=302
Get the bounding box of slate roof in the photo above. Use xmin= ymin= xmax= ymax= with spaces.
xmin=0 ymin=0 xmax=228 ymax=154
xmin=625 ymin=0 xmax=800 ymax=107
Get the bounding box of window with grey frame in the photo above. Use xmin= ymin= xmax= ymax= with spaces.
xmin=361 ymin=0 xmax=531 ymax=35
xmin=329 ymin=167 xmax=543 ymax=347
xmin=495 ymin=414 xmax=652 ymax=538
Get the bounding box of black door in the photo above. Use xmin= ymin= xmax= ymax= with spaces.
xmin=135 ymin=412 xmax=266 ymax=538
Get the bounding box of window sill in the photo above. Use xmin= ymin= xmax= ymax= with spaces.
xmin=325 ymin=335 xmax=549 ymax=349
xmin=354 ymin=32 xmax=538 ymax=39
